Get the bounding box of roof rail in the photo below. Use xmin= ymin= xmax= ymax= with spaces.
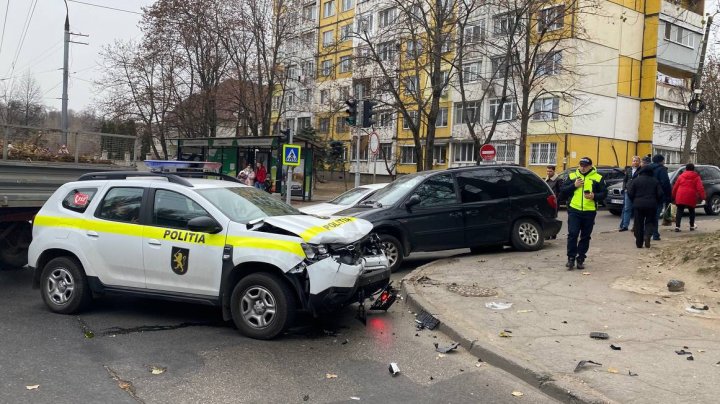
xmin=77 ymin=171 xmax=194 ymax=187
xmin=172 ymin=171 xmax=244 ymax=184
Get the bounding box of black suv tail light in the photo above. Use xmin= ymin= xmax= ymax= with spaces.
xmin=547 ymin=195 xmax=557 ymax=210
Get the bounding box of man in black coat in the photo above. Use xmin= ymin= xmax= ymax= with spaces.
xmin=649 ymin=154 xmax=672 ymax=240
xmin=627 ymin=166 xmax=664 ymax=248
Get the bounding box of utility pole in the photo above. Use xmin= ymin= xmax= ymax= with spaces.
xmin=682 ymin=14 xmax=713 ymax=163
xmin=61 ymin=2 xmax=89 ymax=147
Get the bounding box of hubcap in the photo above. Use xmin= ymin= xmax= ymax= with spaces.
xmin=382 ymin=241 xmax=398 ymax=267
xmin=712 ymin=197 xmax=720 ymax=214
xmin=240 ymin=286 xmax=276 ymax=329
xmin=46 ymin=267 xmax=75 ymax=305
xmin=518 ymin=222 xmax=540 ymax=246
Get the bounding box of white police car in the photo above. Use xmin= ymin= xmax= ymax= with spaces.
xmin=28 ymin=170 xmax=391 ymax=339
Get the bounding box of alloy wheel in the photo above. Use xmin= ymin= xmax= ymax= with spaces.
xmin=240 ymin=286 xmax=277 ymax=329
xmin=46 ymin=267 xmax=75 ymax=306
xmin=518 ymin=222 xmax=540 ymax=246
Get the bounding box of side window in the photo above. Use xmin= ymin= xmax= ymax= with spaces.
xmin=604 ymin=170 xmax=625 ymax=181
xmin=507 ymin=168 xmax=548 ymax=195
xmin=414 ymin=173 xmax=458 ymax=207
xmin=698 ymin=167 xmax=720 ymax=180
xmin=456 ymin=169 xmax=509 ymax=203
xmin=153 ymin=189 xmax=209 ymax=229
xmin=61 ymin=188 xmax=98 ymax=213
xmin=97 ymin=187 xmax=143 ymax=223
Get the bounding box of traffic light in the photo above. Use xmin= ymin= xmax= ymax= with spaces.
xmin=280 ymin=128 xmax=291 ymax=143
xmin=362 ymin=100 xmax=377 ymax=128
xmin=345 ymin=99 xmax=358 ymax=126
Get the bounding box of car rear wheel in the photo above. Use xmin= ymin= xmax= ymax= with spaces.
xmin=609 ymin=208 xmax=622 ymax=216
xmin=704 ymin=195 xmax=720 ymax=216
xmin=231 ymin=272 xmax=295 ymax=340
xmin=378 ymin=234 xmax=404 ymax=273
xmin=40 ymin=256 xmax=92 ymax=314
xmin=510 ymin=218 xmax=544 ymax=251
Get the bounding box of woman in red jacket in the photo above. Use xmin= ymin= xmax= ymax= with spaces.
xmin=671 ymin=163 xmax=706 ymax=231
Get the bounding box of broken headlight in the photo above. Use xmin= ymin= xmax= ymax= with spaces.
xmin=302 ymin=243 xmax=329 ymax=261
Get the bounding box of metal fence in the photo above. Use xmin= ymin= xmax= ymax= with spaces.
xmin=1 ymin=124 xmax=137 ymax=166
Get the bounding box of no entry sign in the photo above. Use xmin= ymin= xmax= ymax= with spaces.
xmin=479 ymin=144 xmax=496 ymax=161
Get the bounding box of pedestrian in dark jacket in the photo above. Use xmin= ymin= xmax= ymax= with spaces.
xmin=544 ymin=165 xmax=562 ymax=196
xmin=627 ymin=166 xmax=663 ymax=248
xmin=619 ymin=156 xmax=641 ymax=231
xmin=649 ymin=154 xmax=671 ymax=240
xmin=672 ymin=163 xmax=706 ymax=231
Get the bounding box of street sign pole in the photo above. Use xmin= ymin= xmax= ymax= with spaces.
xmin=286 ymin=129 xmax=293 ymax=205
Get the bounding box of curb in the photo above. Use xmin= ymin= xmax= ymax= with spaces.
xmin=401 ymin=266 xmax=618 ymax=404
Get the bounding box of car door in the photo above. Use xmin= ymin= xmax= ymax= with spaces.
xmin=456 ymin=168 xmax=511 ymax=246
xmin=89 ymin=186 xmax=147 ymax=288
xmin=397 ymin=173 xmax=465 ymax=251
xmin=697 ymin=166 xmax=720 ymax=204
xmin=142 ymin=188 xmax=226 ymax=296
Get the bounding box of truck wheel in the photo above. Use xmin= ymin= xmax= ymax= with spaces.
xmin=0 ymin=221 xmax=32 ymax=269
xmin=379 ymin=234 xmax=404 ymax=273
xmin=510 ymin=218 xmax=544 ymax=251
xmin=231 ymin=273 xmax=295 ymax=340
xmin=704 ymin=195 xmax=720 ymax=216
xmin=40 ymin=257 xmax=92 ymax=314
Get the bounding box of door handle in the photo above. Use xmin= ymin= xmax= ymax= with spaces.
xmin=86 ymin=231 xmax=99 ymax=238
xmin=148 ymin=239 xmax=162 ymax=246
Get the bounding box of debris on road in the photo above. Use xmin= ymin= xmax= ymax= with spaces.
xmin=582 ymin=272 xmax=591 ymax=276
xmin=149 ymin=366 xmax=167 ymax=375
xmin=388 ymin=362 xmax=400 ymax=376
xmin=350 ymin=397 xmax=360 ymax=401
xmin=574 ymin=360 xmax=602 ymax=373
xmin=608 ymin=367 xmax=619 ymax=374
xmin=667 ymin=279 xmax=685 ymax=292
xmin=687 ymin=356 xmax=695 ymax=361
xmin=326 ymin=373 xmax=338 ymax=379
xmin=499 ymin=331 xmax=512 ymax=338
xmin=590 ymin=332 xmax=610 ymax=340
xmin=610 ymin=345 xmax=622 ymax=350
xmin=485 ymin=302 xmax=513 ymax=310
xmin=511 ymin=391 xmax=524 ymax=397
xmin=675 ymin=349 xmax=692 ymax=355
xmin=434 ymin=342 xmax=460 ymax=353
xmin=691 ymin=305 xmax=709 ymax=310
xmin=25 ymin=385 xmax=39 ymax=390
xmin=415 ymin=311 xmax=440 ymax=330
xmin=516 ymin=309 xmax=533 ymax=313
xmin=629 ymin=371 xmax=639 ymax=376
xmin=303 ymin=395 xmax=310 ymax=401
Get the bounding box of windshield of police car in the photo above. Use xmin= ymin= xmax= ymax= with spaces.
xmin=197 ymin=186 xmax=301 ymax=223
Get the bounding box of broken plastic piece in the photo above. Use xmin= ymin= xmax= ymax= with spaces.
xmin=499 ymin=331 xmax=512 ymax=338
xmin=485 ymin=302 xmax=513 ymax=310
xmin=687 ymin=356 xmax=695 ymax=361
xmin=675 ymin=350 xmax=692 ymax=355
xmin=590 ymin=332 xmax=609 ymax=340
xmin=574 ymin=360 xmax=602 ymax=373
xmin=610 ymin=345 xmax=622 ymax=351
xmin=326 ymin=373 xmax=338 ymax=379
xmin=691 ymin=305 xmax=709 ymax=311
xmin=25 ymin=385 xmax=39 ymax=390
xmin=350 ymin=398 xmax=360 ymax=401
xmin=370 ymin=282 xmax=398 ymax=311
xmin=415 ymin=311 xmax=440 ymax=330
xmin=629 ymin=371 xmax=638 ymax=376
xmin=388 ymin=362 xmax=400 ymax=376
xmin=608 ymin=367 xmax=619 ymax=374
xmin=434 ymin=342 xmax=460 ymax=353
xmin=511 ymin=391 xmax=524 ymax=397
xmin=150 ymin=366 xmax=166 ymax=375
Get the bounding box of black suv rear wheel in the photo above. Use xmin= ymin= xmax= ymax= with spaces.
xmin=510 ymin=218 xmax=544 ymax=251
xmin=705 ymin=194 xmax=720 ymax=216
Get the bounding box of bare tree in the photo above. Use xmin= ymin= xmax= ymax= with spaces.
xmin=696 ymin=56 xmax=720 ymax=165
xmin=0 ymin=71 xmax=45 ymax=127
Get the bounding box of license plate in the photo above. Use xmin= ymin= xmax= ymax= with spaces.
xmin=611 ymin=199 xmax=623 ymax=204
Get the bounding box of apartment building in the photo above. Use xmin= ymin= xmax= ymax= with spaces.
xmin=273 ymin=0 xmax=706 ymax=176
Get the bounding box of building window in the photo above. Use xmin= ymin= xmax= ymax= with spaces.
xmin=336 ymin=117 xmax=349 ymax=132
xmin=489 ymin=98 xmax=517 ymax=121
xmin=453 ymin=101 xmax=482 ymax=124
xmin=339 ymin=56 xmax=352 ymax=73
xmin=323 ymin=30 xmax=334 ymax=47
xmin=492 ymin=141 xmax=516 ymax=163
xmin=379 ymin=7 xmax=396 ymax=28
xmin=652 ymin=147 xmax=683 ymax=164
xmin=403 ymin=110 xmax=419 ymax=129
xmin=378 ymin=41 xmax=396 ymax=61
xmin=340 ymin=86 xmax=350 ymax=100
xmin=323 ymin=0 xmax=336 ymax=18
xmin=404 ymin=76 xmax=419 ymax=95
xmin=433 ymin=145 xmax=447 ymax=164
xmin=440 ymin=70 xmax=449 ymax=95
xmin=400 ymin=146 xmax=416 ymax=164
xmin=529 ymin=142 xmax=557 ymax=165
xmin=321 ymin=60 xmax=333 ymax=76
xmin=378 ymin=111 xmax=393 ymax=127
xmin=351 ymin=140 xmax=369 ymax=161
xmin=659 ymin=107 xmax=688 ymax=126
xmin=406 ymin=40 xmax=422 ymax=58
xmin=318 ymin=117 xmax=331 ymax=133
xmin=491 ymin=56 xmax=509 ymax=78
xmin=303 ymin=5 xmax=317 ymax=21
xmin=340 ymin=24 xmax=353 ymax=41
xmin=462 ymin=61 xmax=481 ymax=83
xmin=320 ymin=89 xmax=329 ymax=104
xmin=453 ymin=143 xmax=475 ymax=162
xmin=286 ymin=91 xmax=295 ymax=107
xmin=440 ymin=37 xmax=453 ymax=53
xmin=285 ymin=119 xmax=295 ymax=132
xmin=380 ymin=143 xmax=393 ymax=160
xmin=531 ymin=97 xmax=560 ymax=121
xmin=298 ymin=117 xmax=311 ymax=129
xmin=300 ymin=89 xmax=312 ymax=102
xmin=301 ymin=60 xmax=315 ymax=78
xmin=341 ymin=0 xmax=354 ymax=12
xmin=538 ymin=6 xmax=564 ymax=32
xmin=664 ymin=22 xmax=695 ymax=48
xmin=464 ymin=22 xmax=485 ymax=43
xmin=357 ymin=12 xmax=374 ymax=34
xmin=536 ymin=51 xmax=561 ymax=76
xmin=494 ymin=13 xmax=514 ymax=36
xmin=436 ymin=107 xmax=448 ymax=127
xmin=272 ymin=96 xmax=281 ymax=110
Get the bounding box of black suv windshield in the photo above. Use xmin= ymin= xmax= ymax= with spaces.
xmin=197 ymin=186 xmax=300 ymax=223
xmin=364 ymin=175 xmax=425 ymax=207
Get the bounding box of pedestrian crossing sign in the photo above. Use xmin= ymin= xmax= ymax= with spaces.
xmin=283 ymin=144 xmax=301 ymax=166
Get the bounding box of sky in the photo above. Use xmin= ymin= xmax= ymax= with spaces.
xmin=0 ymin=0 xmax=151 ymax=112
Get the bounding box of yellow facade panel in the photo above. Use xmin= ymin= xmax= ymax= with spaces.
xmin=645 ymin=0 xmax=660 ymax=14
xmin=642 ymin=16 xmax=659 ymax=58
xmin=631 ymin=59 xmax=641 ymax=97
xmin=617 ymin=56 xmax=632 ymax=96
xmin=638 ymin=101 xmax=655 ymax=142
xmin=640 ymin=58 xmax=658 ymax=99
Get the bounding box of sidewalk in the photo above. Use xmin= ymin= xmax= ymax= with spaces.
xmin=402 ymin=218 xmax=720 ymax=403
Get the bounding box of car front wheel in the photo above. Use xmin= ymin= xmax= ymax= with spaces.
xmin=510 ymin=218 xmax=544 ymax=251
xmin=231 ymin=272 xmax=295 ymax=340
xmin=40 ymin=256 xmax=92 ymax=314
xmin=378 ymin=234 xmax=404 ymax=273
xmin=704 ymin=194 xmax=720 ymax=216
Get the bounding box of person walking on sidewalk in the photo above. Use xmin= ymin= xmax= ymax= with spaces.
xmin=544 ymin=165 xmax=562 ymax=196
xmin=560 ymin=157 xmax=607 ymax=270
xmin=619 ymin=156 xmax=641 ymax=232
xmin=255 ymin=161 xmax=267 ymax=191
xmin=627 ymin=166 xmax=663 ymax=248
xmin=672 ymin=163 xmax=705 ymax=232
xmin=649 ymin=154 xmax=672 ymax=240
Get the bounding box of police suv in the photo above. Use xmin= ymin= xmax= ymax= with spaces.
xmin=28 ymin=171 xmax=391 ymax=339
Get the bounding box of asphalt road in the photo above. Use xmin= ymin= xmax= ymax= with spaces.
xmin=2 ymin=209 xmax=713 ymax=403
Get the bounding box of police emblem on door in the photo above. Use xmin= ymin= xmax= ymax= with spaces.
xmin=171 ymin=247 xmax=189 ymax=275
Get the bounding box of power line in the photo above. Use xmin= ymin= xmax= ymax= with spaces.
xmin=0 ymin=0 xmax=9 ymax=59
xmin=7 ymin=0 xmax=38 ymax=80
xmin=67 ymin=0 xmax=142 ymax=15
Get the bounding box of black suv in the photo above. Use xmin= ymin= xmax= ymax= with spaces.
xmin=337 ymin=166 xmax=562 ymax=272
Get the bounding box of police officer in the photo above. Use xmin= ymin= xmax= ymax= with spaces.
xmin=560 ymin=157 xmax=607 ymax=270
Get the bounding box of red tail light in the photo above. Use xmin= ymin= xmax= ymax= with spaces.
xmin=547 ymin=195 xmax=557 ymax=210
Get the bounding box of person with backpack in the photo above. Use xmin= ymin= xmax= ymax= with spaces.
xmin=672 ymin=163 xmax=706 ymax=231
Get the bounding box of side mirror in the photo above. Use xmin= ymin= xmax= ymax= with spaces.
xmin=405 ymin=194 xmax=421 ymax=209
xmin=188 ymin=216 xmax=223 ymax=234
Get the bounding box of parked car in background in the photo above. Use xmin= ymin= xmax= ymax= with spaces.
xmin=557 ymin=166 xmax=625 ymax=206
xmin=299 ymin=183 xmax=389 ymax=216
xmin=605 ymin=164 xmax=720 ymax=216
xmin=337 ymin=166 xmax=562 ymax=272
